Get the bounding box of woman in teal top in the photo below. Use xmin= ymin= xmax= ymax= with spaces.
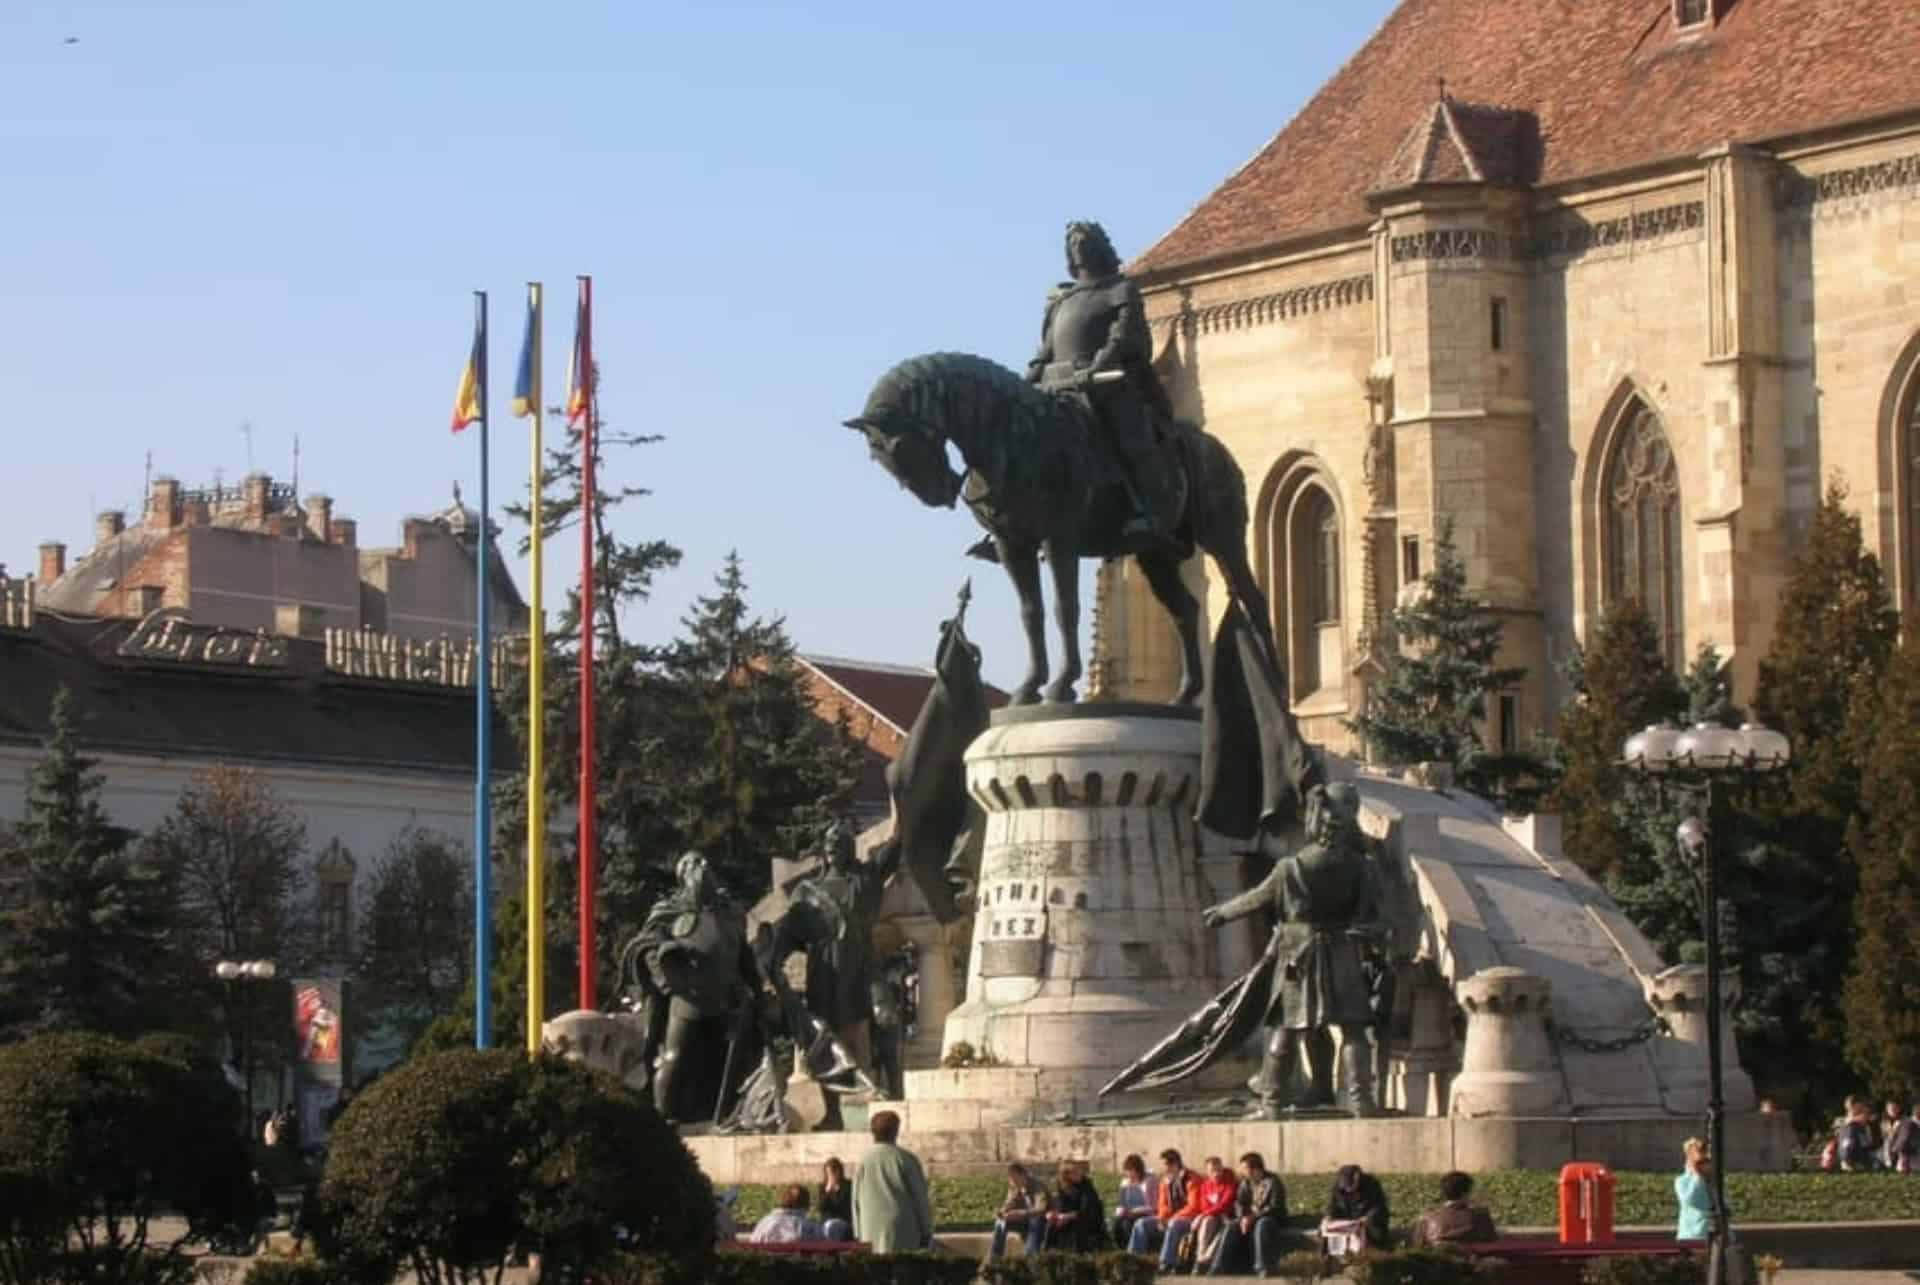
xmin=1675 ymin=1138 xmax=1714 ymax=1241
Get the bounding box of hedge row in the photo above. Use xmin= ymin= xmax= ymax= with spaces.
xmin=729 ymin=1168 xmax=1920 ymax=1229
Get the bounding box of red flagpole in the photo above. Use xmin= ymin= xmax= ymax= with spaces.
xmin=577 ymin=275 xmax=598 ymax=1011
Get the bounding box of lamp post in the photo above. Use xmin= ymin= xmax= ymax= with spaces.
xmin=1621 ymin=721 xmax=1790 ymax=1285
xmin=215 ymin=959 xmax=279 ymax=1132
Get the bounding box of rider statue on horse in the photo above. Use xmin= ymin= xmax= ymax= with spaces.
xmin=1026 ymin=221 xmax=1178 ymax=546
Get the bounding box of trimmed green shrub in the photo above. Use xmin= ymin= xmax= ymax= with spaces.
xmin=241 ymin=1259 xmax=363 ymax=1285
xmin=1580 ymin=1255 xmax=1707 ymax=1285
xmin=981 ymin=1251 xmax=1156 ymax=1285
xmin=316 ymin=1048 xmax=712 ymax=1285
xmin=1344 ymin=1246 xmax=1503 ymax=1285
xmin=1274 ymin=1248 xmax=1335 ymax=1280
xmin=0 ymin=1031 xmax=253 ymax=1285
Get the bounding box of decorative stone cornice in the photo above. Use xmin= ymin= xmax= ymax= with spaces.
xmin=1389 ymin=228 xmax=1526 ymax=264
xmin=1150 ymin=273 xmax=1373 ymax=336
xmin=1532 ymin=201 xmax=1705 ymax=260
xmin=1775 ymin=150 xmax=1920 ymax=212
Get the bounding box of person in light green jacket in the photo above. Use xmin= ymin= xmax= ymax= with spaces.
xmin=852 ymin=1109 xmax=933 ymax=1252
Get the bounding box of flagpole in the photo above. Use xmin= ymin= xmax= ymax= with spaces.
xmin=473 ymin=289 xmax=493 ymax=1051
xmin=524 ymin=282 xmax=546 ymax=1055
xmin=577 ymin=274 xmax=597 ymax=1012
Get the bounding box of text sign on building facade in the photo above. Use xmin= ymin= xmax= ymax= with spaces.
xmin=324 ymin=627 xmax=514 ymax=690
xmin=117 ymin=608 xmax=288 ymax=667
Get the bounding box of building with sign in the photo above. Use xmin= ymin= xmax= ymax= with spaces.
xmin=1094 ymin=0 xmax=1920 ymax=751
xmin=33 ymin=470 xmax=525 ymax=641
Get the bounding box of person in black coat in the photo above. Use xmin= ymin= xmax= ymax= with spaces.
xmin=1327 ymin=1164 xmax=1391 ymax=1248
xmin=1043 ymin=1160 xmax=1107 ymax=1252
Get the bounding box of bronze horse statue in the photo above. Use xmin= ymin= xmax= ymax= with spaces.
xmin=846 ymin=351 xmax=1272 ymax=706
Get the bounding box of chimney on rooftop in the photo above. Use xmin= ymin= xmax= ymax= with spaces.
xmin=327 ymin=517 xmax=357 ymax=548
xmin=148 ymin=476 xmax=181 ymax=530
xmin=183 ymin=497 xmax=211 ymax=526
xmin=96 ymin=510 xmax=125 ymax=544
xmin=38 ymin=542 xmax=66 ymax=586
xmin=244 ymin=473 xmax=271 ymax=523
xmin=305 ymin=495 xmax=333 ymax=541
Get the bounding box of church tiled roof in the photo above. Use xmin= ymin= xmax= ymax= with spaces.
xmin=1134 ymin=0 xmax=1920 ymax=275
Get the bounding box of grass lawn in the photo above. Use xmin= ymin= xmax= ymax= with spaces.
xmin=727 ymin=1170 xmax=1920 ymax=1231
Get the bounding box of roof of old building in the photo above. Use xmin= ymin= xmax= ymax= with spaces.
xmin=798 ymin=654 xmax=1009 ymax=738
xmin=0 ymin=613 xmax=505 ymax=776
xmin=1134 ymin=0 xmax=1920 ymax=275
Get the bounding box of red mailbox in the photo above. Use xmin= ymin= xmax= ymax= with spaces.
xmin=1559 ymin=1162 xmax=1616 ymax=1244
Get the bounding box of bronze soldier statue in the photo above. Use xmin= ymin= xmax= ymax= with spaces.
xmin=772 ymin=821 xmax=904 ymax=1129
xmin=630 ymin=851 xmax=761 ymax=1124
xmin=1026 ymin=220 xmax=1177 ymax=544
xmin=1202 ymin=782 xmax=1384 ymax=1119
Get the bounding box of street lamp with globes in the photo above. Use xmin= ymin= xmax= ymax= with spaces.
xmin=214 ymin=959 xmax=279 ymax=1130
xmin=1621 ymin=721 xmax=1790 ymax=1285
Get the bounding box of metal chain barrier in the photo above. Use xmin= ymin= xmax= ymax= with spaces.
xmin=1546 ymin=1010 xmax=1673 ymax=1055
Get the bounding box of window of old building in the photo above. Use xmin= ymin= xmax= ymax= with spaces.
xmin=1402 ymin=535 xmax=1422 ymax=588
xmin=1497 ymin=691 xmax=1521 ymax=753
xmin=1490 ymin=297 xmax=1508 ymax=351
xmin=1675 ymin=0 xmax=1710 ymax=27
xmin=1312 ymin=494 xmax=1341 ymax=624
xmin=1906 ymin=373 xmax=1920 ymax=610
xmin=1259 ymin=457 xmax=1347 ymax=704
xmin=1603 ymin=401 xmax=1684 ymax=668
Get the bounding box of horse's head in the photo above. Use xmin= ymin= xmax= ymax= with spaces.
xmin=845 ymin=359 xmax=965 ymax=509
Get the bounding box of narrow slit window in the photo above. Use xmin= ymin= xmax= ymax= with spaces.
xmin=1402 ymin=536 xmax=1422 ymax=587
xmin=1490 ymin=297 xmax=1507 ymax=351
xmin=1675 ymin=0 xmax=1709 ymax=27
xmin=1498 ymin=692 xmax=1520 ymax=753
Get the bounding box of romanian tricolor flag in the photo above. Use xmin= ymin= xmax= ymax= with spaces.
xmin=451 ymin=313 xmax=484 ymax=433
xmin=511 ymin=286 xmax=541 ymax=419
xmin=565 ymin=278 xmax=592 ymax=426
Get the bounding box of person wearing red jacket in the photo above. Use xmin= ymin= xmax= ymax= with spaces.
xmin=1190 ymin=1156 xmax=1239 ymax=1269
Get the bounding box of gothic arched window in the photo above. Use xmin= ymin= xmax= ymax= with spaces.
xmin=1603 ymin=402 xmax=1683 ymax=667
xmin=1312 ymin=494 xmax=1341 ymax=625
xmin=1905 ymin=376 xmax=1920 ymax=609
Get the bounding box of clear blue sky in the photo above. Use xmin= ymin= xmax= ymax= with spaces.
xmin=1 ymin=1 xmax=1394 ymax=689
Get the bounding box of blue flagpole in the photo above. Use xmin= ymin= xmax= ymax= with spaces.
xmin=473 ymin=289 xmax=492 ymax=1050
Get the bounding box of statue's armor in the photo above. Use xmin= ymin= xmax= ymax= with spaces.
xmin=1262 ymin=847 xmax=1375 ymax=1031
xmin=1029 ymin=274 xmax=1175 ymax=533
xmin=648 ymin=903 xmax=751 ymax=1019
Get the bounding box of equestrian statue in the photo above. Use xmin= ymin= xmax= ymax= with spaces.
xmin=845 ymin=221 xmax=1273 ymax=709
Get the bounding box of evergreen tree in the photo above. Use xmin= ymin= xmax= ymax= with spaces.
xmin=1754 ymin=479 xmax=1897 ymax=827
xmin=354 ymin=828 xmax=472 ymax=1056
xmin=1348 ymin=522 xmax=1550 ymax=810
xmin=656 ymin=552 xmax=860 ymax=902
xmin=1550 ymin=597 xmax=1686 ymax=877
xmin=1844 ymin=632 xmax=1920 ymax=1094
xmin=1744 ymin=480 xmax=1896 ymax=1112
xmin=493 ymin=378 xmax=685 ymax=1028
xmin=0 ymin=688 xmax=174 ymax=1039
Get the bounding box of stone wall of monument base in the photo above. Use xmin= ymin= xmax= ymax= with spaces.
xmin=684 ymin=1111 xmax=1795 ymax=1187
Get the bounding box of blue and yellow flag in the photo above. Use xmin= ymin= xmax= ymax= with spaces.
xmin=451 ymin=314 xmax=484 ymax=433
xmin=511 ymin=286 xmax=541 ymax=418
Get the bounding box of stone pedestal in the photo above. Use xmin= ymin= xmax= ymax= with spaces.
xmin=1645 ymin=964 xmax=1756 ymax=1115
xmin=940 ymin=703 xmax=1226 ymax=1105
xmin=1385 ymin=959 xmax=1460 ymax=1117
xmin=1449 ymin=967 xmax=1569 ymax=1117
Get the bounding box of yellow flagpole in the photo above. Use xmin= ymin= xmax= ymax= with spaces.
xmin=525 ymin=281 xmax=546 ymax=1055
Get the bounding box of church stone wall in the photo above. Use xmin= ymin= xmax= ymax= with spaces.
xmin=1122 ymin=119 xmax=1920 ymax=749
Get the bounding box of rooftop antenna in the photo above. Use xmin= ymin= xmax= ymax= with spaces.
xmin=240 ymin=420 xmax=255 ymax=473
xmin=291 ymin=433 xmax=301 ymax=499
